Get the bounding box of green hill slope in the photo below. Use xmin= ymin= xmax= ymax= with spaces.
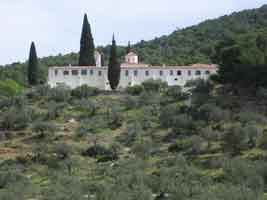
xmin=1 ymin=5 xmax=267 ymax=85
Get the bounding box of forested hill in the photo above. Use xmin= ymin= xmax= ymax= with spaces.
xmin=134 ymin=4 xmax=267 ymax=65
xmin=1 ymin=4 xmax=267 ymax=84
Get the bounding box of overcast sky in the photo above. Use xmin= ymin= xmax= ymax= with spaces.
xmin=0 ymin=0 xmax=266 ymax=65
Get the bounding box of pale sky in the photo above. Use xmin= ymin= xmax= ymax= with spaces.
xmin=0 ymin=0 xmax=266 ymax=65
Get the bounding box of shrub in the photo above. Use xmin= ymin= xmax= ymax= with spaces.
xmin=142 ymin=79 xmax=167 ymax=92
xmin=125 ymin=85 xmax=144 ymax=96
xmin=46 ymin=101 xmax=66 ymax=120
xmin=189 ymin=135 xmax=208 ymax=154
xmin=1 ymin=106 xmax=33 ymax=130
xmin=71 ymin=85 xmax=99 ymax=98
xmin=200 ymin=126 xmax=220 ymax=148
xmin=117 ymin=121 xmax=143 ymax=146
xmin=236 ymin=111 xmax=267 ymax=125
xmin=132 ymin=139 xmax=154 ymax=159
xmin=26 ymin=85 xmax=51 ymax=99
xmin=122 ymin=95 xmax=139 ymax=110
xmin=48 ymin=85 xmax=71 ymax=102
xmin=54 ymin=143 xmax=72 ymax=160
xmin=77 ymin=116 xmax=107 ymax=136
xmin=258 ymin=130 xmax=267 ymax=150
xmin=222 ymin=124 xmax=250 ymax=155
xmin=172 ymin=114 xmax=195 ymax=135
xmin=165 ymin=85 xmax=189 ymax=101
xmin=223 ymin=158 xmax=264 ymax=195
xmin=198 ymin=103 xmax=231 ymax=122
xmin=32 ymin=121 xmax=57 ymax=138
xmin=139 ymin=91 xmax=161 ymax=106
xmin=169 ymin=136 xmax=208 ymax=155
xmin=256 ymin=87 xmax=267 ymax=98
xmin=0 ymin=171 xmax=26 ymax=189
xmin=159 ymin=104 xmax=180 ymax=128
xmin=75 ymin=99 xmax=98 ymax=118
xmin=0 ymin=79 xmax=23 ymax=97
xmin=82 ymin=145 xmax=118 ymax=162
xmin=186 ymin=79 xmax=213 ymax=94
xmin=168 ymin=139 xmax=192 ymax=153
xmin=105 ymin=105 xmax=123 ymax=130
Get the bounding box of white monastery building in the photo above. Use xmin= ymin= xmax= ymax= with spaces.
xmin=48 ymin=51 xmax=217 ymax=90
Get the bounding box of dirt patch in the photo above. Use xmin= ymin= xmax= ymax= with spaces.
xmin=0 ymin=148 xmax=18 ymax=156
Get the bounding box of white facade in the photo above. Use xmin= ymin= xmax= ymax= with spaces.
xmin=125 ymin=52 xmax=138 ymax=64
xmin=48 ymin=52 xmax=217 ymax=90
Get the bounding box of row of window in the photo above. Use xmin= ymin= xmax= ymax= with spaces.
xmin=55 ymin=69 xmax=211 ymax=77
xmin=55 ymin=69 xmax=103 ymax=76
xmin=125 ymin=70 xmax=210 ymax=77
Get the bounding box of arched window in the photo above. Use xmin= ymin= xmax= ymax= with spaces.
xmin=159 ymin=70 xmax=163 ymax=76
xmin=134 ymin=70 xmax=138 ymax=76
xmin=188 ymin=70 xmax=191 ymax=76
xmin=90 ymin=69 xmax=94 ymax=75
xmin=195 ymin=70 xmax=201 ymax=75
xmin=81 ymin=69 xmax=87 ymax=75
xmin=125 ymin=70 xmax=129 ymax=76
xmin=72 ymin=70 xmax=78 ymax=76
xmin=145 ymin=71 xmax=149 ymax=76
xmin=170 ymin=70 xmax=173 ymax=76
xmin=205 ymin=70 xmax=210 ymax=75
xmin=177 ymin=70 xmax=182 ymax=76
xmin=63 ymin=71 xmax=69 ymax=76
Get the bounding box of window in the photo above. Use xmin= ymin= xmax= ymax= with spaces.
xmin=170 ymin=70 xmax=173 ymax=76
xmin=159 ymin=70 xmax=163 ymax=76
xmin=145 ymin=71 xmax=149 ymax=76
xmin=205 ymin=70 xmax=210 ymax=75
xmin=188 ymin=70 xmax=191 ymax=76
xmin=90 ymin=69 xmax=94 ymax=75
xmin=54 ymin=70 xmax=58 ymax=76
xmin=125 ymin=70 xmax=129 ymax=76
xmin=177 ymin=70 xmax=182 ymax=76
xmin=81 ymin=69 xmax=87 ymax=75
xmin=195 ymin=70 xmax=201 ymax=75
xmin=72 ymin=70 xmax=78 ymax=76
xmin=63 ymin=71 xmax=69 ymax=76
xmin=134 ymin=70 xmax=138 ymax=76
xmin=98 ymin=71 xmax=102 ymax=76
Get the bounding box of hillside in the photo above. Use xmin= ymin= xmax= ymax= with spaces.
xmin=134 ymin=5 xmax=267 ymax=65
xmin=1 ymin=5 xmax=267 ymax=85
xmin=1 ymin=81 xmax=267 ymax=199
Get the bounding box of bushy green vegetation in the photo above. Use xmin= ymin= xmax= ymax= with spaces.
xmin=0 ymin=79 xmax=23 ymax=97
xmin=0 ymin=79 xmax=267 ymax=199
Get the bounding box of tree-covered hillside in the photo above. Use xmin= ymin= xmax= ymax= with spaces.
xmin=134 ymin=5 xmax=267 ymax=65
xmin=1 ymin=5 xmax=267 ymax=85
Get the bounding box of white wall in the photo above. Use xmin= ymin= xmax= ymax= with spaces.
xmin=48 ymin=66 xmax=217 ymax=90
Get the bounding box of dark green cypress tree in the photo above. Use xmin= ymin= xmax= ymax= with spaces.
xmin=108 ymin=35 xmax=121 ymax=90
xmin=79 ymin=14 xmax=96 ymax=66
xmin=126 ymin=41 xmax=131 ymax=54
xmin=28 ymin=42 xmax=39 ymax=86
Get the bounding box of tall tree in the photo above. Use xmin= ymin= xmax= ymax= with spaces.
xmin=126 ymin=41 xmax=131 ymax=54
xmin=79 ymin=14 xmax=96 ymax=66
xmin=28 ymin=42 xmax=39 ymax=86
xmin=108 ymin=35 xmax=121 ymax=90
